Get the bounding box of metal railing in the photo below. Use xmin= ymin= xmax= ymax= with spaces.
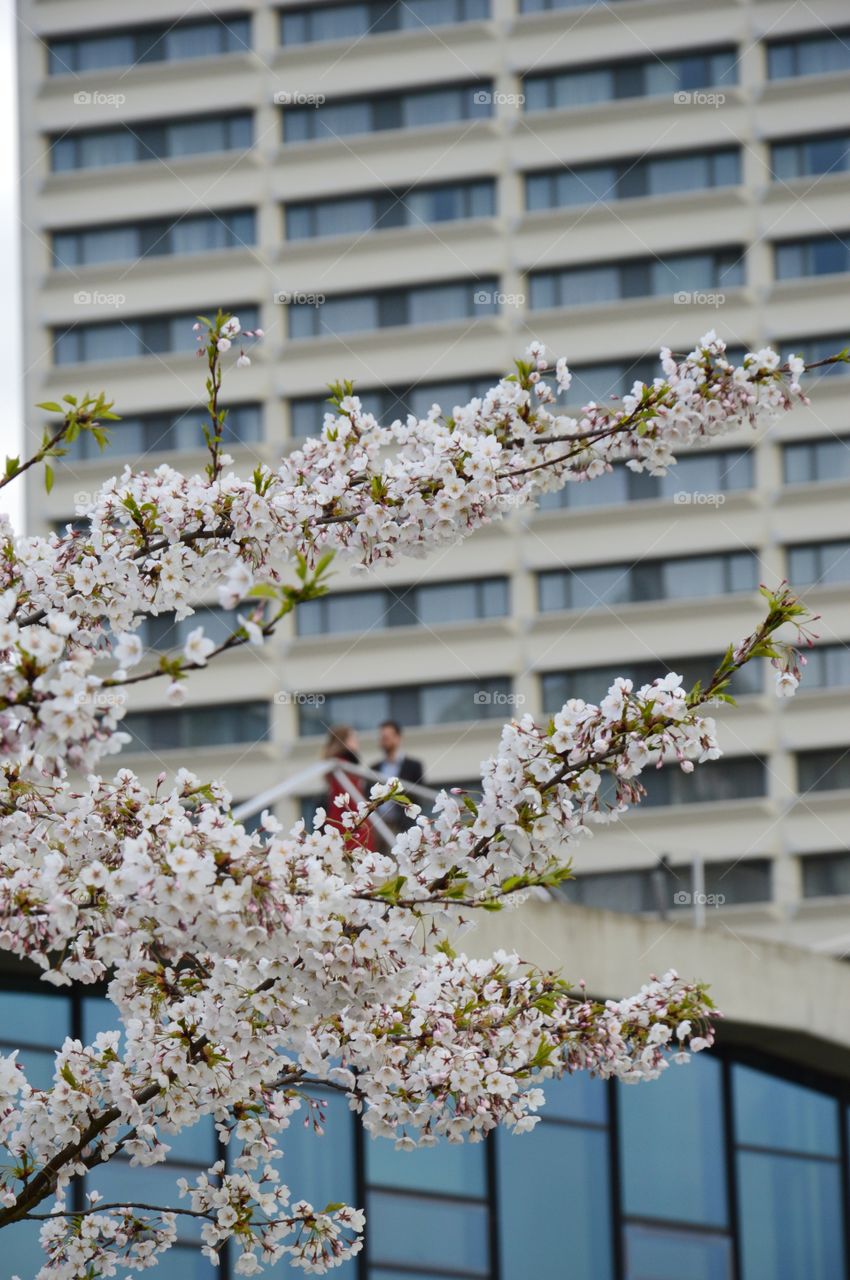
xmin=233 ymin=770 xmax=715 ymax=929
xmin=232 ymin=758 xmax=442 ymax=847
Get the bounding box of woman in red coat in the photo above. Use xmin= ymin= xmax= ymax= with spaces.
xmin=322 ymin=725 xmax=376 ymax=852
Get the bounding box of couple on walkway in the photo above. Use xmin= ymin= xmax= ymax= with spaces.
xmin=322 ymin=720 xmax=425 ymax=851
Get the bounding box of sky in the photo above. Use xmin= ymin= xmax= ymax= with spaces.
xmin=0 ymin=0 xmax=23 ymax=533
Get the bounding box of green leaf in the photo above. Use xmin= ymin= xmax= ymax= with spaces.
xmin=60 ymin=1063 xmax=80 ymax=1089
xmin=44 ymin=464 xmax=54 ymax=494
xmin=373 ymin=875 xmax=407 ymax=902
xmin=4 ymin=456 xmax=19 ymax=479
xmin=36 ymin=401 xmax=64 ymax=413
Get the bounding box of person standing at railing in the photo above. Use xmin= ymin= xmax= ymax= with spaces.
xmin=372 ymin=720 xmax=425 ymax=843
xmin=321 ymin=725 xmax=376 ymax=852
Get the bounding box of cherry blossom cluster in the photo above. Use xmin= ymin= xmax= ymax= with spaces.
xmin=0 ymin=314 xmax=822 ymax=1275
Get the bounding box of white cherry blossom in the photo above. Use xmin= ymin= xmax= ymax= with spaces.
xmin=0 ymin=313 xmax=826 ymax=1275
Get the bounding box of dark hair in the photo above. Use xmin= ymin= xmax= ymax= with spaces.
xmin=322 ymin=724 xmax=359 ymax=763
xmin=379 ymin=719 xmax=403 ymax=736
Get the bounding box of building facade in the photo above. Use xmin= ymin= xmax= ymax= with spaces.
xmin=12 ymin=3 xmax=850 ymax=1278
xmin=5 ymin=905 xmax=850 ymax=1280
xmin=16 ymin=5 xmax=850 ymax=949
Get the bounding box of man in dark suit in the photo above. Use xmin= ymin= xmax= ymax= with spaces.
xmin=372 ymin=720 xmax=425 ymax=838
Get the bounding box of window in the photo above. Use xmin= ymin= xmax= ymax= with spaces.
xmin=787 ymin=540 xmax=850 ymax=588
xmin=51 ymin=114 xmax=253 ymax=172
xmin=137 ymin=606 xmax=242 ymax=652
xmin=562 ymin=867 xmax=662 ymax=914
xmin=523 ymin=47 xmax=738 ymax=111
xmin=540 ymin=447 xmax=753 ymax=511
xmin=53 ymin=307 xmax=259 ymax=366
xmin=771 ymin=132 xmax=850 ymax=181
xmin=521 ymin=0 xmax=630 ymax=8
xmin=778 ymin=335 xmax=850 ymax=384
xmin=288 ymin=280 xmax=497 ymax=338
xmin=525 ymin=147 xmax=740 ymax=211
xmin=537 ymin=550 xmax=758 ymax=612
xmin=529 ymin=249 xmax=744 ymax=310
xmin=621 ymin=1053 xmax=728 ymax=1226
xmin=297 ymin=677 xmax=513 ymax=736
xmin=784 ymin=436 xmax=850 ymax=485
xmin=802 ymin=851 xmax=850 ymax=897
xmin=52 ymin=210 xmax=255 ymax=269
xmin=562 ymin=858 xmax=771 ymax=915
xmin=498 ymin=1073 xmax=613 ymax=1280
xmin=734 ymin=1065 xmax=845 ymax=1280
xmin=795 ymin=644 xmax=850 ymax=690
xmin=775 ymin=234 xmax=850 ymax=280
xmin=47 ymin=17 xmax=249 ymax=74
xmin=767 ymin=28 xmax=850 ymax=80
xmin=797 ymin=749 xmax=850 ymax=795
xmin=122 ymin=702 xmax=270 ymax=753
xmin=367 ymin=1138 xmax=490 ymax=1275
xmin=641 ymin=756 xmax=767 ymax=807
xmin=280 ymin=0 xmax=489 ymax=44
xmin=0 ymin=986 xmax=219 ymax=1280
xmin=541 ymin=653 xmax=763 ymax=711
xmin=671 ymin=858 xmax=772 ymax=906
xmin=297 ymin=577 xmax=508 ymax=635
xmin=289 ymin=376 xmax=499 ymax=437
xmin=67 ymin=403 xmax=262 ymax=462
xmin=283 ymin=82 xmax=491 ymax=142
xmin=285 ymin=178 xmax=495 ymax=239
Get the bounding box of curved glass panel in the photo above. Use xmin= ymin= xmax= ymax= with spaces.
xmin=366 ymin=1133 xmax=486 ymax=1196
xmin=733 ymin=1064 xmax=839 ymax=1155
xmin=625 ymin=1223 xmax=732 ymax=1280
xmin=737 ymin=1151 xmax=844 ymax=1280
xmin=497 ymin=1122 xmax=613 ymax=1280
xmin=619 ymin=1055 xmax=727 ymax=1226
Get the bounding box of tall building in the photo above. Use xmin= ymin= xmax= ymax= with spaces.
xmin=11 ymin=5 xmax=850 ymax=1278
xmin=21 ymin=0 xmax=850 ymax=951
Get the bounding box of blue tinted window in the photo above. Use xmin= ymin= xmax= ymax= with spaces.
xmin=284 ymin=1091 xmax=356 ymax=1213
xmin=367 ymin=1189 xmax=489 ymax=1273
xmin=0 ymin=990 xmax=71 ymax=1046
xmin=498 ymin=1123 xmax=613 ymax=1280
xmin=625 ymin=1224 xmax=733 ymax=1280
xmin=366 ymin=1134 xmax=486 ymax=1196
xmin=537 ymin=1069 xmax=608 ymax=1123
xmin=5 ymin=1221 xmax=46 ymax=1280
xmin=619 ymin=1055 xmax=727 ymax=1226
xmin=737 ymin=1151 xmax=844 ymax=1280
xmin=733 ymin=1065 xmax=839 ymax=1155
